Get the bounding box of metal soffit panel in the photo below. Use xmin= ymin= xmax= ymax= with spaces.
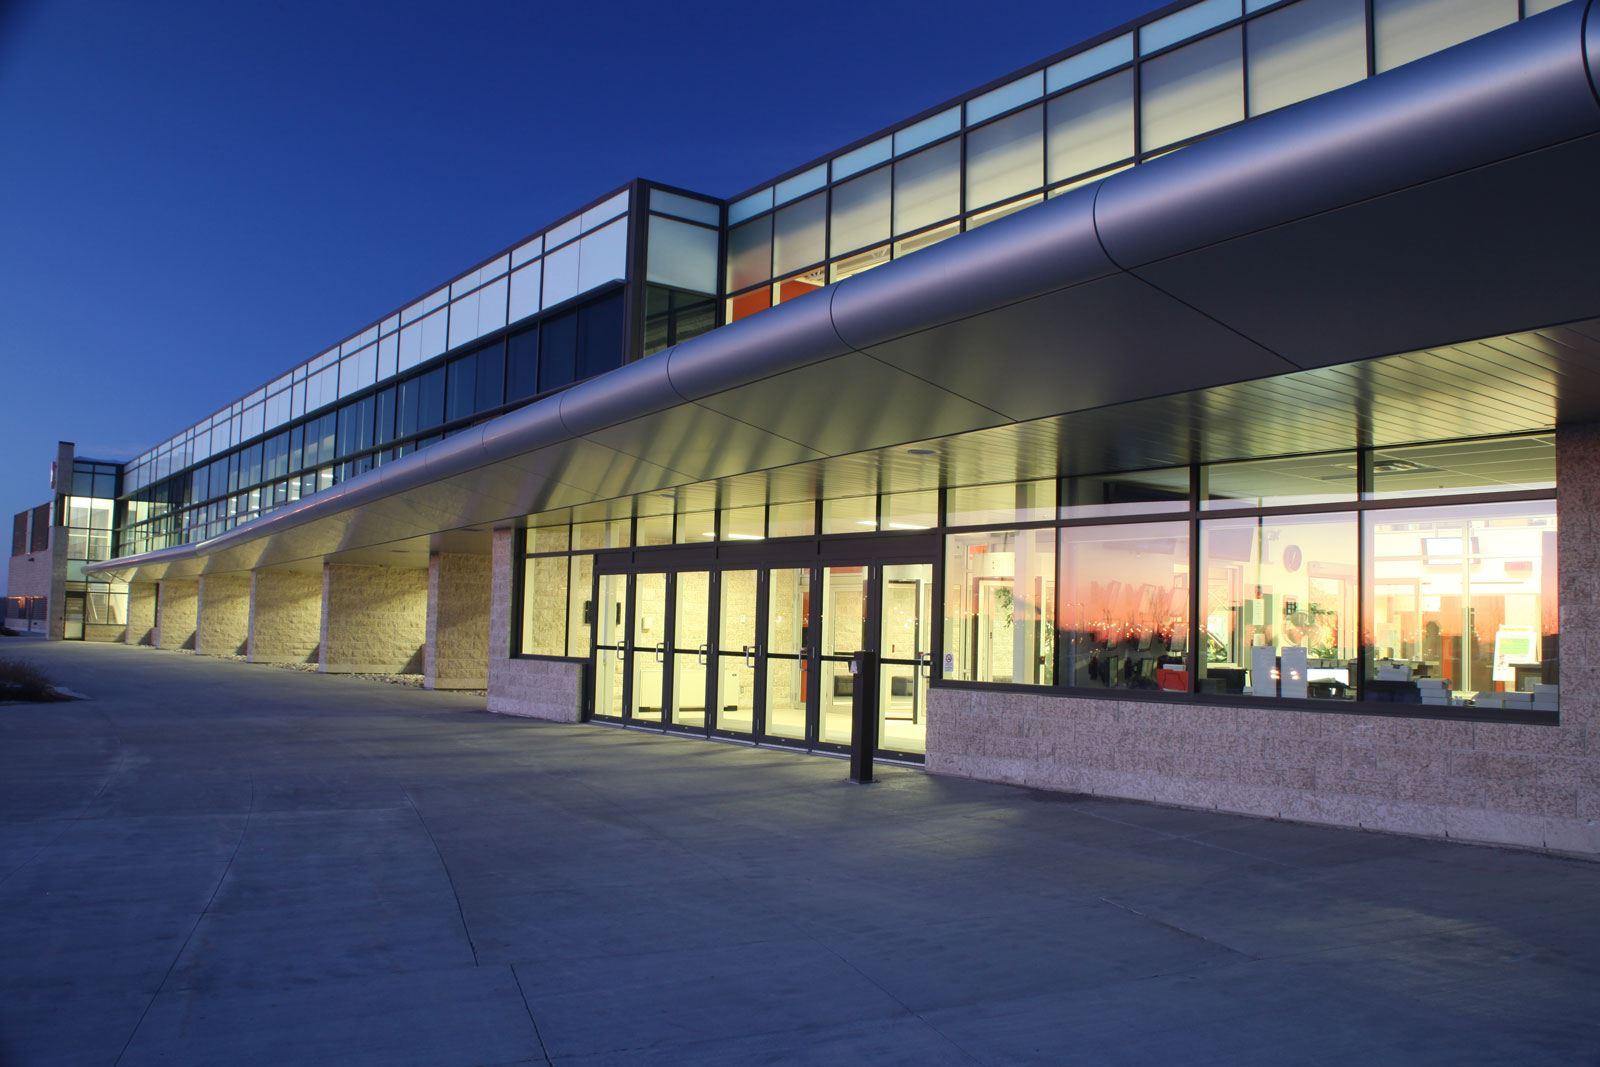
xmin=506 ymin=319 xmax=1600 ymax=531
xmin=1129 ymin=132 xmax=1600 ymax=370
xmin=95 ymin=318 xmax=1600 ymax=582
xmin=854 ymin=271 xmax=1297 ymax=424
xmin=87 ymin=8 xmax=1600 ymax=581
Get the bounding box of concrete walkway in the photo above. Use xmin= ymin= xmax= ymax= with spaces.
xmin=1 ymin=641 xmax=1597 ymax=1065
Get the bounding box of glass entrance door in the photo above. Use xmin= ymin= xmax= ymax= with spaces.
xmin=586 ymin=555 xmax=932 ymax=762
xmin=669 ymin=571 xmax=711 ymax=732
xmin=762 ymin=567 xmax=812 ymax=744
xmin=593 ymin=571 xmax=628 ymax=720
xmin=63 ymin=590 xmax=85 ymax=641
xmin=878 ymin=563 xmax=932 ymax=756
xmin=630 ymin=573 xmax=668 ymax=722
xmin=818 ymin=566 xmax=867 ymax=749
xmin=715 ymin=569 xmax=758 ymax=737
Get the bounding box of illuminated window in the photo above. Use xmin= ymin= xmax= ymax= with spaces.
xmin=943 ymin=528 xmax=1056 ymax=685
xmin=1365 ymin=502 xmax=1556 ymax=710
xmin=1199 ymin=513 xmax=1357 ymax=699
xmin=1061 ymin=523 xmax=1190 ymax=691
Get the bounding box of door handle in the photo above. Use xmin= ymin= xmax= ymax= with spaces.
xmin=919 ymin=651 xmax=932 ymax=678
xmin=743 ymin=644 xmax=757 ymax=668
xmin=655 ymin=642 xmax=665 ymax=663
xmin=614 ymin=644 xmax=625 ymax=662
xmin=799 ymin=645 xmax=812 ymax=661
xmin=697 ymin=643 xmax=708 ymax=666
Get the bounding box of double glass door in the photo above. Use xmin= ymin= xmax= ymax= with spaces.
xmin=590 ymin=560 xmax=932 ymax=758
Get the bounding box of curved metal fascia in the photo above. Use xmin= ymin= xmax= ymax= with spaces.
xmin=1587 ymin=0 xmax=1600 ymax=107
xmin=663 ymin=284 xmax=853 ymax=402
xmin=86 ymin=388 xmax=573 ymax=579
xmin=1095 ymin=0 xmax=1600 ymax=268
xmin=557 ymin=347 xmax=686 ymax=438
xmin=830 ymin=183 xmax=1114 ymax=351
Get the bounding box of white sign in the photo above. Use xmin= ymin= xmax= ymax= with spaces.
xmin=1279 ymin=646 xmax=1309 ymax=700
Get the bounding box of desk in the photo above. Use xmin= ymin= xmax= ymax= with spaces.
xmin=1365 ymin=679 xmax=1421 ymax=703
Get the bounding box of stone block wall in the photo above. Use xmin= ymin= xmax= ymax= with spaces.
xmin=927 ymin=422 xmax=1600 ymax=856
xmin=425 ymin=552 xmax=491 ymax=690
xmin=248 ymin=569 xmax=322 ymax=664
xmin=155 ymin=578 xmax=199 ymax=651
xmin=196 ymin=573 xmax=250 ymax=657
xmin=319 ymin=563 xmax=427 ymax=674
xmin=486 ymin=528 xmax=583 ymax=721
xmin=83 ymin=624 xmax=126 ymax=643
xmin=127 ymin=583 xmax=156 ymax=646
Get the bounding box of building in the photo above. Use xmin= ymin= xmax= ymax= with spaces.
xmin=13 ymin=0 xmax=1597 ymax=853
xmin=6 ymin=443 xmax=122 ymax=639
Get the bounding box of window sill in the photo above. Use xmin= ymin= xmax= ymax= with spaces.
xmin=929 ymin=679 xmax=1559 ymax=727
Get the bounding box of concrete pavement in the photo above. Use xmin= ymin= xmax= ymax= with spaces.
xmin=1 ymin=640 xmax=1597 ymax=1064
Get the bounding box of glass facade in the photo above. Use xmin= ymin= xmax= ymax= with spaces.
xmin=60 ymin=461 xmax=127 ymax=639
xmin=1366 ymin=501 xmax=1557 ymax=710
xmin=119 ymin=288 xmax=627 ymax=556
xmin=115 ymin=189 xmax=634 ymax=558
xmin=513 ymin=433 xmax=1559 ymax=723
xmin=1060 ymin=523 xmax=1190 ymax=691
xmin=716 ymin=0 xmax=1558 ymax=329
xmin=106 ymin=0 xmax=1564 ymax=567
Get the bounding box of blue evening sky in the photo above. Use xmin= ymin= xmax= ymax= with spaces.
xmin=0 ymin=0 xmax=1162 ymax=558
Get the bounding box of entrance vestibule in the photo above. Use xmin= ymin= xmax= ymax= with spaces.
xmin=591 ymin=553 xmax=932 ymax=760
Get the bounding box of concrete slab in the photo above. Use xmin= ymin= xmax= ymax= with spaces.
xmin=1 ymin=641 xmax=1597 ymax=1065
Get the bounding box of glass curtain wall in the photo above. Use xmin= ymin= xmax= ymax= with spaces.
xmin=722 ymin=0 xmax=1547 ymax=325
xmin=121 ymin=288 xmax=627 ymax=557
xmin=61 ymin=462 xmax=127 ymax=637
xmin=512 ymin=435 xmax=1555 ymax=719
xmin=934 ymin=434 xmax=1557 ymax=715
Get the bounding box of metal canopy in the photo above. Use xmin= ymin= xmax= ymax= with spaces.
xmin=88 ymin=4 xmax=1600 ymax=583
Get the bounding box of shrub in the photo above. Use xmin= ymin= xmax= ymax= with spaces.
xmin=0 ymin=658 xmax=65 ymax=702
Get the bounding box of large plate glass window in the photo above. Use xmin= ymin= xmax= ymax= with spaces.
xmin=1365 ymin=501 xmax=1556 ymax=711
xmin=829 ymin=167 xmax=891 ymax=257
xmin=943 ymin=528 xmax=1056 ymax=685
xmin=772 ymin=193 xmax=826 ymax=278
xmin=1139 ymin=27 xmax=1244 ymax=151
xmin=520 ymin=554 xmax=569 ymax=656
xmin=1373 ymin=0 xmax=1517 ymax=73
xmin=1060 ymin=523 xmax=1190 ymax=691
xmin=727 ymin=216 xmax=773 ymax=293
xmin=1199 ymin=513 xmax=1357 ymax=700
xmin=1247 ymin=0 xmax=1366 ymax=116
xmin=893 ymin=139 xmax=961 ymax=237
xmin=1046 ymin=70 xmax=1135 ymax=185
xmin=965 ymin=105 xmax=1043 ymax=211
